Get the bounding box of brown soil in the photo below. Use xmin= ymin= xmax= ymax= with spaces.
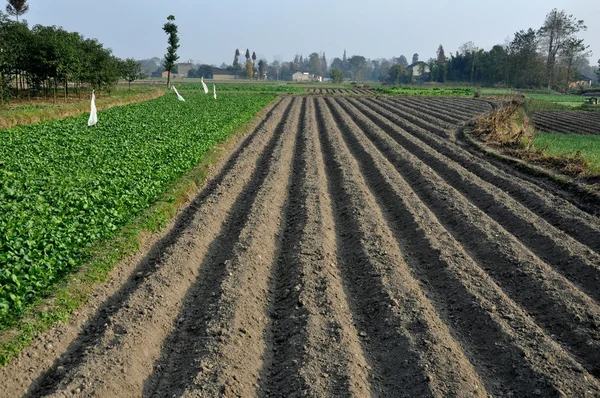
xmin=2 ymin=96 xmax=600 ymax=397
xmin=533 ymin=111 xmax=600 ymax=135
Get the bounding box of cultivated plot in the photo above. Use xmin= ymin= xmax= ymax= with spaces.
xmin=4 ymin=96 xmax=600 ymax=398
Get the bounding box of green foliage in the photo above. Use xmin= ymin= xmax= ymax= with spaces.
xmin=5 ymin=0 xmax=28 ymax=21
xmin=188 ymin=64 xmax=214 ymax=78
xmin=330 ymin=68 xmax=344 ymax=84
xmin=121 ymin=58 xmax=145 ymax=89
xmin=245 ymin=60 xmax=254 ymax=79
xmin=177 ymin=83 xmax=303 ymax=93
xmin=374 ymin=86 xmax=475 ymax=97
xmin=162 ymin=15 xmax=180 ymax=86
xmin=386 ymin=65 xmax=410 ymax=85
xmin=0 ymin=18 xmax=122 ymax=98
xmin=0 ymin=92 xmax=275 ymax=326
xmin=534 ymin=132 xmax=600 ymax=173
xmin=527 ymin=93 xmax=587 ymax=102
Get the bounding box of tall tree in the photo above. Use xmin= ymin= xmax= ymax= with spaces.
xmin=459 ymin=41 xmax=479 ymax=83
xmin=5 ymin=0 xmax=28 ymax=22
xmin=561 ymin=37 xmax=590 ymax=91
xmin=233 ymin=48 xmax=240 ymax=69
xmin=436 ymin=45 xmax=447 ymax=82
xmin=162 ymin=15 xmax=179 ymax=88
xmin=330 ymin=68 xmax=344 ymax=84
xmin=387 ymin=64 xmax=408 ymax=85
xmin=342 ymin=49 xmax=347 ymax=70
xmin=245 ymin=59 xmax=253 ymax=79
xmin=348 ymin=55 xmax=367 ymax=81
xmin=245 ymin=49 xmax=250 ymax=62
xmin=412 ymin=53 xmax=419 ymax=64
xmin=506 ymin=28 xmax=543 ymax=87
xmin=331 ymin=57 xmax=344 ymax=71
xmin=258 ymin=59 xmax=267 ymax=79
xmin=538 ymin=8 xmax=586 ymax=89
xmin=398 ymin=55 xmax=408 ymax=67
xmin=308 ymin=52 xmax=320 ymax=75
xmin=321 ymin=52 xmax=328 ymax=76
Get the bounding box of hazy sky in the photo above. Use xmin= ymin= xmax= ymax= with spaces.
xmin=20 ymin=0 xmax=600 ymax=66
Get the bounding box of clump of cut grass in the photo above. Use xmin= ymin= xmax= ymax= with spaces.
xmin=473 ymin=96 xmax=600 ymax=181
xmin=474 ymin=96 xmax=535 ymax=150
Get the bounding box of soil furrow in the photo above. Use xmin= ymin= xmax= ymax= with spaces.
xmin=13 ymin=97 xmax=292 ymax=398
xmin=315 ymin=97 xmax=486 ymax=397
xmin=145 ymin=98 xmax=303 ymax=398
xmin=367 ymin=98 xmax=452 ymax=137
xmin=260 ymin=97 xmax=372 ymax=397
xmin=324 ymin=96 xmax=600 ymax=397
xmin=341 ymin=97 xmax=600 ymax=304
xmin=409 ymin=97 xmax=490 ymax=118
xmin=7 ymin=95 xmax=600 ymax=398
xmin=373 ymin=98 xmax=457 ymax=131
xmin=386 ymin=98 xmax=466 ymax=123
xmin=355 ymin=97 xmax=600 ymax=251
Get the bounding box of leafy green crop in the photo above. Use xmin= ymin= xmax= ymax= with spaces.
xmin=0 ymin=92 xmax=274 ymax=324
xmin=374 ymin=86 xmax=474 ymax=97
xmin=177 ymin=83 xmax=303 ymax=93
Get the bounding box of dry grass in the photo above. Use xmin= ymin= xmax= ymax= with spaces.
xmin=473 ymin=96 xmax=597 ymax=181
xmin=0 ymin=89 xmax=164 ymax=130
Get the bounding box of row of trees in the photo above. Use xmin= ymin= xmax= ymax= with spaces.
xmin=209 ymin=9 xmax=595 ymax=90
xmin=0 ymin=11 xmax=147 ymax=102
xmin=428 ymin=9 xmax=593 ymax=90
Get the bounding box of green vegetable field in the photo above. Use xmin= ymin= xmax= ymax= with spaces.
xmin=177 ymin=83 xmax=303 ymax=93
xmin=0 ymin=92 xmax=275 ymax=324
xmin=374 ymin=86 xmax=475 ymax=97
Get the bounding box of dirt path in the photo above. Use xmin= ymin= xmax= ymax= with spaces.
xmin=3 ymin=96 xmax=600 ymax=397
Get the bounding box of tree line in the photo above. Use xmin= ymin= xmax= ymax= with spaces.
xmin=427 ymin=9 xmax=593 ymax=91
xmin=0 ymin=6 xmax=145 ymax=103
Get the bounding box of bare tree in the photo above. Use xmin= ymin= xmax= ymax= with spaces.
xmin=561 ymin=38 xmax=590 ymax=91
xmin=538 ymin=9 xmax=586 ymax=90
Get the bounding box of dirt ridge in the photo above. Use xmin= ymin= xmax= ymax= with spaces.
xmin=3 ymin=95 xmax=600 ymax=398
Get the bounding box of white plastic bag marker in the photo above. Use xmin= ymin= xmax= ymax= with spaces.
xmin=213 ymin=84 xmax=217 ymax=100
xmin=172 ymin=86 xmax=185 ymax=102
xmin=88 ymin=90 xmax=98 ymax=127
xmin=201 ymin=77 xmax=209 ymax=94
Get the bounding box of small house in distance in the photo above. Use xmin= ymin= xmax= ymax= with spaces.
xmin=161 ymin=71 xmax=178 ymax=79
xmin=212 ymin=68 xmax=240 ymax=80
xmin=284 ymin=71 xmax=322 ymax=82
xmin=408 ymin=62 xmax=430 ymax=79
xmin=177 ymin=63 xmax=194 ymax=78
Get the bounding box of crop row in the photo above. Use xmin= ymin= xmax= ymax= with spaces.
xmin=533 ymin=111 xmax=600 ymax=135
xmin=0 ymin=92 xmax=275 ymax=323
xmin=177 ymin=83 xmax=303 ymax=93
xmin=374 ymin=86 xmax=475 ymax=97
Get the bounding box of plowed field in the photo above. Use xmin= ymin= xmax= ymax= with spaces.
xmin=306 ymin=88 xmax=375 ymax=95
xmin=4 ymin=96 xmax=600 ymax=398
xmin=533 ymin=111 xmax=600 ymax=135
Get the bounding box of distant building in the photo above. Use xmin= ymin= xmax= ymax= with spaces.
xmin=569 ymin=80 xmax=592 ymax=88
xmin=177 ymin=63 xmax=194 ymax=78
xmin=162 ymin=71 xmax=178 ymax=79
xmin=212 ymin=68 xmax=240 ymax=80
xmin=284 ymin=71 xmax=321 ymax=82
xmin=407 ymin=62 xmax=430 ymax=78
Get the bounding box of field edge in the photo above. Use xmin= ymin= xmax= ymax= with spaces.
xmin=0 ymin=96 xmax=281 ymax=367
xmin=460 ymin=125 xmax=600 ymax=213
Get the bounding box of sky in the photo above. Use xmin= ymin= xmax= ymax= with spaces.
xmin=18 ymin=0 xmax=600 ymax=66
